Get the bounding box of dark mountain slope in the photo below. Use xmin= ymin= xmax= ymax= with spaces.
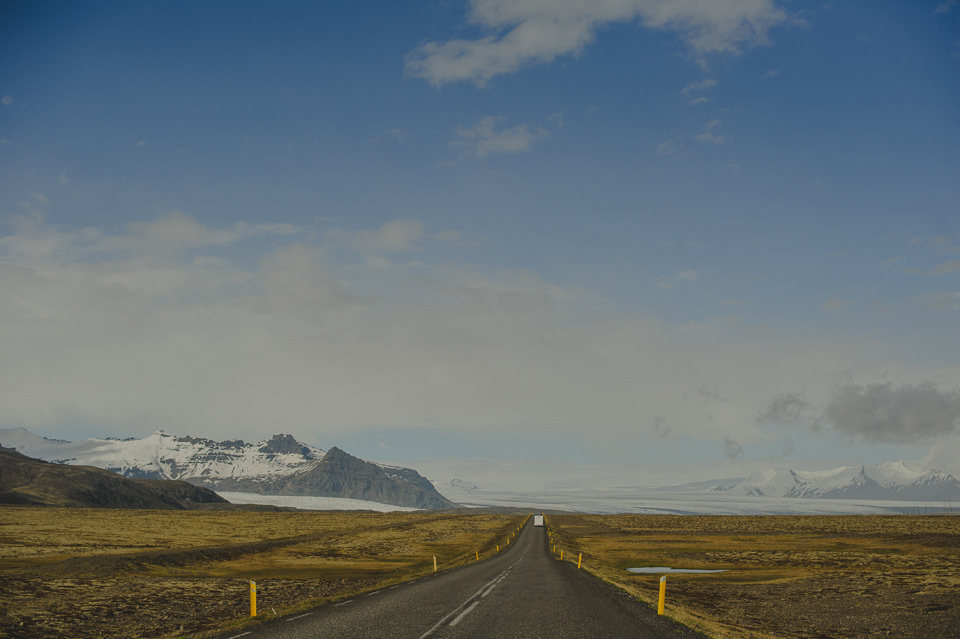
xmin=0 ymin=446 xmax=228 ymax=509
xmin=218 ymin=446 xmax=457 ymax=510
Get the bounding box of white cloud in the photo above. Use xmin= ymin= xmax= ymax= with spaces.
xmin=762 ymin=68 xmax=781 ymax=79
xmin=682 ymin=78 xmax=718 ymax=94
xmin=405 ymin=0 xmax=794 ymax=86
xmin=3 ymin=215 xmax=958 ymax=463
xmin=931 ymin=260 xmax=960 ymax=276
xmin=120 ymin=211 xmax=261 ymax=255
xmin=330 ymin=219 xmax=425 ymax=255
xmin=432 ymin=229 xmax=466 ymax=243
xmin=931 ymin=235 xmax=960 ymax=253
xmin=935 ymin=0 xmax=957 ymax=15
xmin=879 ymin=256 xmax=903 ymax=268
xmin=657 ymin=140 xmax=682 ymax=156
xmin=695 ymin=119 xmax=725 ymax=144
xmin=254 ymin=222 xmax=300 ymax=235
xmin=913 ymin=291 xmax=960 ymax=310
xmin=0 ymin=96 xmax=13 ymax=106
xmin=0 ymin=210 xmax=300 ymax=263
xmin=453 ymin=116 xmax=550 ymax=158
xmin=658 ymin=269 xmax=700 ymax=289
xmin=821 ymin=296 xmax=855 ymax=312
xmin=906 ymin=260 xmax=960 ymax=277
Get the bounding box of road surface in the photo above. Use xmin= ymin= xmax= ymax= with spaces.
xmin=216 ymin=520 xmax=706 ymax=639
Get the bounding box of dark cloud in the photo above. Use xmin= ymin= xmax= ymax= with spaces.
xmin=697 ymin=385 xmax=729 ymax=405
xmin=723 ymin=435 xmax=744 ymax=461
xmin=825 ymin=381 xmax=960 ymax=443
xmin=757 ymin=392 xmax=815 ymax=427
xmin=652 ymin=414 xmax=670 ymax=438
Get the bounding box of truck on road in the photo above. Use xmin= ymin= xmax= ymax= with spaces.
xmin=533 ymin=514 xmax=544 ymax=527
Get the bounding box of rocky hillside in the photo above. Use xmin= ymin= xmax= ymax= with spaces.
xmin=0 ymin=446 xmax=228 ymax=509
xmin=0 ymin=427 xmax=323 ymax=482
xmin=0 ymin=428 xmax=457 ymax=510
xmin=218 ymin=447 xmax=457 ymax=510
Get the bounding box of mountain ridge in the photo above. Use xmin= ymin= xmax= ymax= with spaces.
xmin=713 ymin=461 xmax=960 ymax=500
xmin=0 ymin=428 xmax=456 ymax=510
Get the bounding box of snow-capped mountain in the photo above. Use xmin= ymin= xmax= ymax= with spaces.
xmin=722 ymin=461 xmax=960 ymax=501
xmin=434 ymin=478 xmax=479 ymax=498
xmin=0 ymin=427 xmax=323 ymax=483
xmin=0 ymin=427 xmax=456 ymax=509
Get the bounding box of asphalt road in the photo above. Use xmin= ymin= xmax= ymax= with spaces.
xmin=217 ymin=521 xmax=706 ymax=639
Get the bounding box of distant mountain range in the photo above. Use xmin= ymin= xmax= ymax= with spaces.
xmin=709 ymin=461 xmax=960 ymax=501
xmin=0 ymin=446 xmax=228 ymax=509
xmin=0 ymin=428 xmax=456 ymax=510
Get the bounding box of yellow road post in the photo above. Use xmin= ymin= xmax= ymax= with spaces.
xmin=578 ymin=553 xmax=582 ymax=569
xmin=249 ymin=580 xmax=257 ymax=617
xmin=433 ymin=555 xmax=437 ymax=572
xmin=658 ymin=576 xmax=666 ymax=615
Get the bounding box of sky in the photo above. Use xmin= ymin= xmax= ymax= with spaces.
xmin=1 ymin=0 xmax=959 ymax=485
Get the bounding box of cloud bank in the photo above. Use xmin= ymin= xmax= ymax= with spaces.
xmin=761 ymin=382 xmax=960 ymax=444
xmin=406 ymin=0 xmax=794 ymax=86
xmin=2 ymin=212 xmax=958 ymax=460
xmin=453 ymin=116 xmax=550 ymax=158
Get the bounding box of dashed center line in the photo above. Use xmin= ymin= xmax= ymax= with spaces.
xmin=448 ymin=600 xmax=479 ymax=627
xmin=418 ymin=554 xmax=525 ymax=639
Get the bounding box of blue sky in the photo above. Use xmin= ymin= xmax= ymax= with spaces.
xmin=1 ymin=1 xmax=959 ymax=480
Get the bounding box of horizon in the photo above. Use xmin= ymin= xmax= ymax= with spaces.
xmin=2 ymin=1 xmax=959 ymax=489
xmin=6 ymin=424 xmax=960 ymax=500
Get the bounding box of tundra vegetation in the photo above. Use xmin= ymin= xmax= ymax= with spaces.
xmin=4 ymin=509 xmax=958 ymax=638
xmin=547 ymin=514 xmax=960 ymax=639
xmin=0 ymin=507 xmax=523 ymax=638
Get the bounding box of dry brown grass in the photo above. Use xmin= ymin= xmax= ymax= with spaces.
xmin=546 ymin=514 xmax=960 ymax=639
xmin=0 ymin=506 xmax=524 ymax=638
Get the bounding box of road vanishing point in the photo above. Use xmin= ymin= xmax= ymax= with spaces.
xmin=216 ymin=520 xmax=707 ymax=639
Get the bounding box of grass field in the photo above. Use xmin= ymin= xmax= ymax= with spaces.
xmin=4 ymin=508 xmax=958 ymax=639
xmin=0 ymin=507 xmax=524 ymax=638
xmin=546 ymin=514 xmax=960 ymax=639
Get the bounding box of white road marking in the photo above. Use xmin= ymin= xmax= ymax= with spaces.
xmin=448 ymin=600 xmax=479 ymax=627
xmin=226 ymin=633 xmax=251 ymax=639
xmin=334 ymin=600 xmax=353 ymax=606
xmin=286 ymin=613 xmax=312 ymax=622
xmin=418 ymin=556 xmax=525 ymax=639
